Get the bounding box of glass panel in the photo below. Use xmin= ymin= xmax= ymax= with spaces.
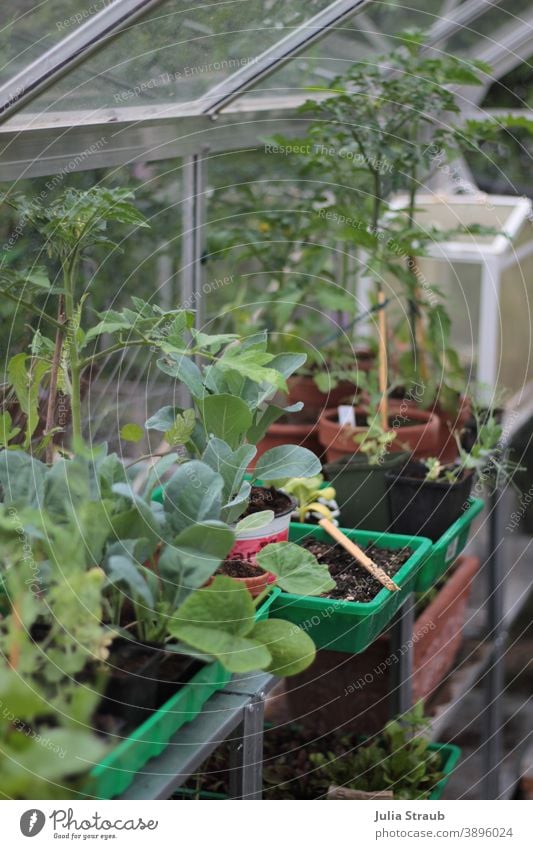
xmin=446 ymin=0 xmax=532 ymax=54
xmin=0 ymin=157 xmax=183 ymax=449
xmin=19 ymin=0 xmax=334 ymax=115
xmin=246 ymin=0 xmax=455 ymax=99
xmin=0 ymin=1 xmax=107 ymax=85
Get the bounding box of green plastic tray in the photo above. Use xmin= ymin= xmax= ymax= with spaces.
xmin=270 ymin=524 xmax=432 ymax=654
xmin=87 ymin=588 xmax=280 ymax=799
xmin=173 ymin=741 xmax=461 ymax=800
xmin=415 ymin=497 xmax=484 ymax=592
xmin=429 ymin=742 xmax=462 ymax=800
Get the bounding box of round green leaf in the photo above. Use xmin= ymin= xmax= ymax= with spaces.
xmin=252 ymin=619 xmax=316 ymax=677
xmin=120 ymin=423 xmax=144 ymax=443
xmin=256 ymin=542 xmax=336 ymax=596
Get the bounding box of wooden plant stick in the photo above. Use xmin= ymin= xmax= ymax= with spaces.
xmin=377 ymin=289 xmax=388 ymax=432
xmin=327 ymin=786 xmax=394 ymax=800
xmin=318 ymin=517 xmax=400 ymax=592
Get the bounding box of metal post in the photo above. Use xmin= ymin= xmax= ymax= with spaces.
xmin=389 ymin=596 xmax=415 ymax=716
xmin=477 ymin=259 xmax=501 ymax=405
xmin=483 ymin=485 xmax=506 ymax=798
xmin=181 ymin=152 xmax=207 ymax=330
xmin=228 ymin=691 xmax=266 ymax=799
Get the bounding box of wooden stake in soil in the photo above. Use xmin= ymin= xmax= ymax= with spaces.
xmin=327 ymin=786 xmax=394 ymax=800
xmin=377 ymin=289 xmax=389 ymax=432
xmin=318 ymin=517 xmax=400 ymax=592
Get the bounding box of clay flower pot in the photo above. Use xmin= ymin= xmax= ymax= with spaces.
xmin=317 ymin=403 xmax=441 ymax=463
xmin=254 ymin=420 xmax=323 ymax=465
xmin=207 ymin=568 xmax=276 ymax=599
xmin=287 ymin=375 xmax=358 ymax=420
xmin=433 ymin=395 xmax=472 ymax=463
xmin=277 ymin=555 xmax=480 ymax=735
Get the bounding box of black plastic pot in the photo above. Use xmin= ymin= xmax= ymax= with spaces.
xmin=385 ymin=460 xmax=474 ymax=542
xmin=101 ymin=639 xmax=162 ymax=730
xmin=324 ymin=452 xmax=409 ymax=531
xmin=101 ymin=639 xmax=199 ymax=730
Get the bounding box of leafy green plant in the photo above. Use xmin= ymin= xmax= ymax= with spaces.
xmin=354 ymin=420 xmax=397 ymax=465
xmin=280 ymin=475 xmax=337 ymax=523
xmin=267 ymin=32 xmax=516 ymax=407
xmin=309 ymin=703 xmax=444 ymax=800
xmin=146 ymin=331 xmax=322 ymax=526
xmin=0 ymin=507 xmax=110 ymax=799
xmin=168 ymin=575 xmax=317 ymax=677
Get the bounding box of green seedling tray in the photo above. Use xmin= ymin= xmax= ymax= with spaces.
xmin=87 ymin=588 xmax=280 ymax=799
xmin=173 ymin=741 xmax=460 ymax=800
xmin=415 ymin=497 xmax=484 ymax=592
xmin=429 ymin=742 xmax=462 ymax=800
xmin=270 ymin=524 xmax=431 ymax=654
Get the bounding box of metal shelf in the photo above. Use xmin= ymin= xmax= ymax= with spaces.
xmin=120 ymin=675 xmax=276 ymax=800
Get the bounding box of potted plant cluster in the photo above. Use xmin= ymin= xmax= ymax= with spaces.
xmin=175 ymin=703 xmax=460 ymax=800
xmin=0 ymin=186 xmax=340 ymax=798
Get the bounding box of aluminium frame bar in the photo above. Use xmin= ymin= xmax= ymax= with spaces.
xmin=0 ymin=0 xmax=167 ymax=121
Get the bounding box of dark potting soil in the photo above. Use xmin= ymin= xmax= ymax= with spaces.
xmin=93 ymin=643 xmax=202 ymax=735
xmin=217 ymin=558 xmax=264 ymax=578
xmin=176 ymin=723 xmax=442 ymax=800
xmin=302 ymin=539 xmax=412 ymax=602
xmin=243 ymin=486 xmax=292 ymax=517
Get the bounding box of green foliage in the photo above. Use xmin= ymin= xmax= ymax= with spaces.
xmin=168 ymin=576 xmax=316 ymax=676
xmin=256 ymin=542 xmax=335 ymax=596
xmin=309 ymin=703 xmax=444 ymax=800
xmin=280 ymin=475 xmax=337 ymax=523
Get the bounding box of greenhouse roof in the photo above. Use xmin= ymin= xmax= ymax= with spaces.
xmin=0 ymin=0 xmax=531 ymax=179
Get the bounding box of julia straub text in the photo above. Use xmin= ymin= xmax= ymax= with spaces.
xmin=374 ymin=810 xmax=445 ymax=822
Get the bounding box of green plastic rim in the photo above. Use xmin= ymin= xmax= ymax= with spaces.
xmin=271 ymin=524 xmax=432 ymax=654
xmin=415 ymin=497 xmax=484 ymax=592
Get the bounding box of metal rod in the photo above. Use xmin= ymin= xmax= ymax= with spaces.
xmin=181 ymin=152 xmax=207 ymax=330
xmin=228 ymin=692 xmax=266 ymax=800
xmin=389 ymin=596 xmax=414 ymax=717
xmin=0 ymin=0 xmax=167 ymax=121
xmin=483 ymin=485 xmax=507 ymax=799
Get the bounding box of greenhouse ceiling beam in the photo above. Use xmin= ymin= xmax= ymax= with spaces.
xmin=458 ymin=9 xmax=533 ymax=105
xmin=0 ymin=0 xmax=167 ymax=122
xmin=0 ymin=98 xmax=313 ymax=182
xmin=200 ymin=0 xmax=371 ymax=115
xmin=427 ymin=0 xmax=506 ymax=45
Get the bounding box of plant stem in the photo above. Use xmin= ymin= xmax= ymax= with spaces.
xmin=63 ymin=250 xmax=82 ymax=445
xmin=1 ymin=288 xmax=62 ymax=330
xmin=45 ymin=298 xmax=65 ymax=464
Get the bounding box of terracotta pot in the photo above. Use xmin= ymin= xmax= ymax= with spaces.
xmin=278 ymin=555 xmax=479 ymax=734
xmin=413 ymin=554 xmax=480 ymax=701
xmin=287 ymin=375 xmax=358 ymax=420
xmin=254 ymin=420 xmax=323 ymax=465
xmin=208 ymin=570 xmax=276 ymax=598
xmin=433 ymin=395 xmax=472 ymax=463
xmin=317 ymin=403 xmax=441 ymax=463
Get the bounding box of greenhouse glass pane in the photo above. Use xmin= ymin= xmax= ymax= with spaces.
xmin=0 ymin=0 xmax=108 ymax=86
xmin=19 ymin=0 xmax=335 ymax=115
xmin=245 ymin=0 xmax=456 ymax=99
xmin=446 ymin=0 xmax=532 ymax=54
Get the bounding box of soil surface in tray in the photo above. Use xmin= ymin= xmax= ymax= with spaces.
xmin=301 ymin=539 xmax=412 ymax=602
xmin=93 ymin=644 xmax=203 ymax=736
xmin=217 ymin=558 xmax=265 ymax=578
xmin=177 ymin=723 xmax=442 ymax=800
xmin=244 ymin=486 xmax=292 ymax=517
